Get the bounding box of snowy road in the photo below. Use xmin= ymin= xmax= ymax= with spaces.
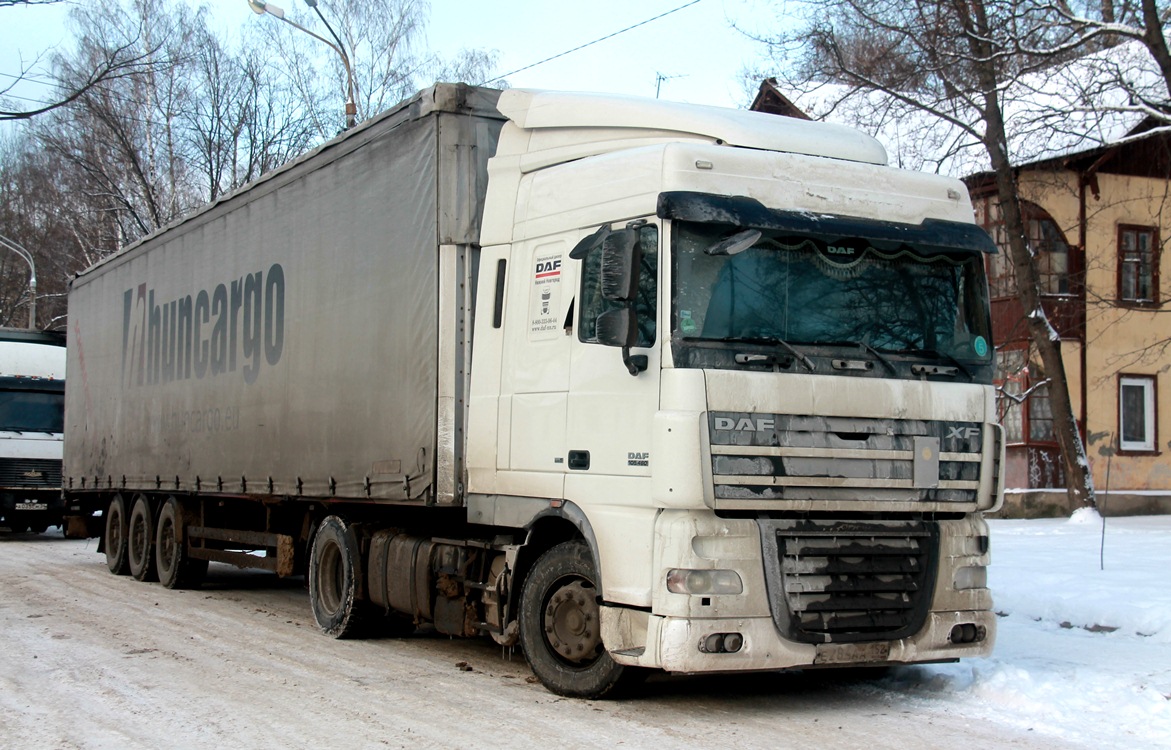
xmin=0 ymin=520 xmax=1163 ymax=749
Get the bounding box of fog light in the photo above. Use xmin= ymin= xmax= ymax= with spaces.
xmin=954 ymin=565 xmax=987 ymax=590
xmin=666 ymin=568 xmax=743 ymax=595
xmin=949 ymin=623 xmax=987 ymax=644
xmin=699 ymin=632 xmax=744 ymax=653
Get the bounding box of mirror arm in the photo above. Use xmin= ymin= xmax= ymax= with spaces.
xmin=622 ymin=346 xmax=648 ymax=376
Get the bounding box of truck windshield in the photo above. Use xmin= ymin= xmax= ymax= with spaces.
xmin=0 ymin=386 xmax=65 ymax=433
xmin=671 ymin=220 xmax=993 ymax=377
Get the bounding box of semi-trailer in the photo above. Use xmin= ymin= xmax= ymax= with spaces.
xmin=63 ymin=83 xmax=1002 ymax=697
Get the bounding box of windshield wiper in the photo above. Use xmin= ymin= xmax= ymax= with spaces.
xmin=897 ymin=347 xmax=973 ymax=379
xmin=686 ymin=335 xmax=815 ymax=371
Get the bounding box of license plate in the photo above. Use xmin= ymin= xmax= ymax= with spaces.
xmin=14 ymin=502 xmax=48 ymax=511
xmin=814 ymin=641 xmax=891 ymax=665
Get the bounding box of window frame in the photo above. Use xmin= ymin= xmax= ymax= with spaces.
xmin=1118 ymin=373 xmax=1158 ymax=455
xmin=1116 ymin=224 xmax=1160 ymax=308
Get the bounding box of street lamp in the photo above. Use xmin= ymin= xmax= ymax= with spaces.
xmin=247 ymin=0 xmax=357 ymax=129
xmin=0 ymin=233 xmax=37 ymax=330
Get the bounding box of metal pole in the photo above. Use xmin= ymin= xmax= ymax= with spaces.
xmin=0 ymin=233 xmax=37 ymax=329
xmin=248 ymin=0 xmax=357 ymax=129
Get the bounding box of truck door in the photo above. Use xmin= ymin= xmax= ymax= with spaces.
xmin=565 ymin=222 xmax=660 ymax=482
xmin=497 ymin=238 xmax=574 ymax=497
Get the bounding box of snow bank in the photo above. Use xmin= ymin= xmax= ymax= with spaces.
xmin=876 ymin=514 xmax=1171 ymax=748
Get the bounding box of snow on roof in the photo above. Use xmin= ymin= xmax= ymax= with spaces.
xmin=783 ymin=41 xmax=1166 ymax=178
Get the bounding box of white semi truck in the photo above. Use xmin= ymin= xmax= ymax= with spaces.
xmin=63 ymin=84 xmax=1003 ymax=698
xmin=0 ymin=328 xmax=66 ymax=533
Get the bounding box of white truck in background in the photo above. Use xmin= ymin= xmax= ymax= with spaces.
xmin=0 ymin=328 xmax=66 ymax=534
xmin=63 ymin=84 xmax=1003 ymax=698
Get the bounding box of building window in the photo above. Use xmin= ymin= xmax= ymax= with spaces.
xmin=996 ymin=349 xmax=1025 ymax=443
xmin=1119 ymin=375 xmax=1156 ymax=453
xmin=995 ymin=347 xmax=1061 ymax=445
xmin=1118 ymin=225 xmax=1159 ymax=306
xmin=1028 ymin=384 xmax=1055 ymax=442
xmin=974 ymin=196 xmax=1072 ymax=298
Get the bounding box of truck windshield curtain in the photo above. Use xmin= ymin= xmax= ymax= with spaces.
xmin=671 ymin=219 xmax=993 ymax=367
xmin=0 ymin=385 xmax=65 ymax=433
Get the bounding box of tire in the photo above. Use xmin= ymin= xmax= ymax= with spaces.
xmin=308 ymin=516 xmax=366 ymax=639
xmin=127 ymin=495 xmax=159 ymax=582
xmin=519 ymin=540 xmax=635 ymax=699
xmin=105 ymin=494 xmax=131 ymax=575
xmin=155 ymin=497 xmax=208 ymax=589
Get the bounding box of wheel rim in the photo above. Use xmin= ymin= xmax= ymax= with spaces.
xmin=158 ymin=515 xmax=176 ymax=573
xmin=317 ymin=540 xmax=344 ymax=614
xmin=130 ymin=510 xmax=147 ymax=567
xmin=108 ymin=506 xmax=123 ymax=555
xmin=542 ymin=578 xmax=602 ymax=666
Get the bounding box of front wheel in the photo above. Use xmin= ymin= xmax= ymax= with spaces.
xmin=519 ymin=540 xmax=634 ymax=698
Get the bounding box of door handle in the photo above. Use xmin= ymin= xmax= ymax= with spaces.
xmin=568 ymin=450 xmax=590 ymax=471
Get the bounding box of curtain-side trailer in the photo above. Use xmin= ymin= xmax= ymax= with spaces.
xmin=64 ymin=83 xmax=1003 ymax=698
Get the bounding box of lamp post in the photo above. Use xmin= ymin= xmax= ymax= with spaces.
xmin=247 ymin=0 xmax=357 ymax=129
xmin=0 ymin=233 xmax=37 ymax=330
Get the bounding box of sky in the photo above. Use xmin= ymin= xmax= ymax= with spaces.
xmin=0 ymin=0 xmax=801 ymax=121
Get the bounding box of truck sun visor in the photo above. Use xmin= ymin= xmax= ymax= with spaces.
xmin=657 ymin=191 xmax=998 ymax=255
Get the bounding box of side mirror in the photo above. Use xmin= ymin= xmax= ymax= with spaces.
xmin=595 ymin=307 xmax=637 ymax=348
xmin=595 ymin=308 xmax=647 ymax=375
xmin=600 ymin=229 xmax=640 ymax=302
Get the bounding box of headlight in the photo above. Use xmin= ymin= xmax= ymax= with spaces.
xmin=954 ymin=565 xmax=987 ymax=590
xmin=666 ymin=568 xmax=743 ymax=595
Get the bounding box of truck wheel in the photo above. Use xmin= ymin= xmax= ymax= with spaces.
xmin=309 ymin=516 xmax=366 ymax=639
xmin=155 ymin=497 xmax=208 ymax=589
xmin=127 ymin=495 xmax=159 ymax=582
xmin=519 ymin=540 xmax=633 ymax=698
xmin=105 ymin=494 xmax=131 ymax=575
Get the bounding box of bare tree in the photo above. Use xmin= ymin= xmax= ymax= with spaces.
xmin=753 ymin=0 xmax=1103 ymax=509
xmin=0 ymin=0 xmax=161 ymax=121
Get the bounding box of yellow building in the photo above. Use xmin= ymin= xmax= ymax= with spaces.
xmin=968 ymin=129 xmax=1171 ymax=516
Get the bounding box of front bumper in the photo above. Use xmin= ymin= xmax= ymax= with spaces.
xmin=603 ymin=606 xmax=996 ymax=673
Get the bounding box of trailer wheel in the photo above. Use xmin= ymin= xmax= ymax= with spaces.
xmin=105 ymin=494 xmax=131 ymax=575
xmin=309 ymin=516 xmax=366 ymax=639
xmin=155 ymin=497 xmax=207 ymax=589
xmin=127 ymin=495 xmax=159 ymax=582
xmin=519 ymin=540 xmax=635 ymax=698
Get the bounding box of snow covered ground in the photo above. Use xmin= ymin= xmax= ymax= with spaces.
xmin=881 ymin=510 xmax=1171 ymax=748
xmin=2 ymin=512 xmax=1169 ymax=748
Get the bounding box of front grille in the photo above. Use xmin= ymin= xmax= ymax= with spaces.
xmin=760 ymin=519 xmax=938 ymax=644
xmin=710 ymin=413 xmax=983 ymax=505
xmin=0 ymin=458 xmax=63 ymax=488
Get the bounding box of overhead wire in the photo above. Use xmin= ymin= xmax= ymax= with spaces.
xmin=476 ymin=0 xmax=704 ymax=85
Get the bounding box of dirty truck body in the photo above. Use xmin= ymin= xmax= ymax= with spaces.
xmin=0 ymin=328 xmax=65 ymax=533
xmin=64 ymin=84 xmax=1003 ymax=698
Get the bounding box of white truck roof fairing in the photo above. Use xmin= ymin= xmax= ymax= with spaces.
xmin=495 ymin=89 xmax=889 ymax=166
xmin=0 ymin=333 xmax=65 ymax=380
